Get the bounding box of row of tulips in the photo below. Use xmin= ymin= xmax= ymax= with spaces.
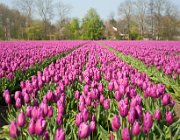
xmin=0 ymin=41 xmax=86 ymax=80
xmin=0 ymin=41 xmax=86 ymax=102
xmin=104 ymin=41 xmax=180 ymax=79
xmin=2 ymin=42 xmax=179 ymax=140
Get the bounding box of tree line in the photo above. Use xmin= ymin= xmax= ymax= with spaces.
xmin=0 ymin=0 xmax=180 ymax=40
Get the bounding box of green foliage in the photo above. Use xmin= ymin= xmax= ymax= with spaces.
xmin=70 ymin=18 xmax=80 ymax=40
xmin=25 ymin=21 xmax=44 ymax=40
xmin=81 ymin=8 xmax=104 ymax=40
xmin=129 ymin=32 xmax=143 ymax=40
xmin=0 ymin=26 xmax=5 ymax=40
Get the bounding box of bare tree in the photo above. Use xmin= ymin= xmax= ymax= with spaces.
xmin=56 ymin=1 xmax=72 ymax=38
xmin=118 ymin=0 xmax=133 ymax=38
xmin=57 ymin=1 xmax=72 ymax=22
xmin=134 ymin=0 xmax=147 ymax=38
xmin=161 ymin=0 xmax=179 ymax=40
xmin=35 ymin=0 xmax=54 ymax=38
xmin=153 ymin=0 xmax=167 ymax=39
xmin=14 ymin=0 xmax=34 ymax=20
xmin=14 ymin=0 xmax=35 ymax=39
xmin=164 ymin=0 xmax=178 ymax=17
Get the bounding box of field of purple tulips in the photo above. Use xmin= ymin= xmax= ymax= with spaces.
xmin=0 ymin=41 xmax=180 ymax=140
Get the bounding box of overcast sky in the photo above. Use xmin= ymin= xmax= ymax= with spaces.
xmin=1 ymin=0 xmax=180 ymax=20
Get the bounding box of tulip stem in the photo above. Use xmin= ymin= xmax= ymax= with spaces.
xmin=8 ymin=104 xmax=11 ymax=113
xmin=170 ymin=126 xmax=172 ymax=140
xmin=123 ymin=117 xmax=126 ymax=128
xmin=31 ymin=135 xmax=34 ymax=140
xmin=147 ymin=133 xmax=150 ymax=140
xmin=116 ymin=131 xmax=120 ymax=139
xmin=21 ymin=128 xmax=23 ymax=140
xmin=106 ymin=110 xmax=109 ymax=133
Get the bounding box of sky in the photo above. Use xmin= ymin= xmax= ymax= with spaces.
xmin=1 ymin=0 xmax=180 ymax=21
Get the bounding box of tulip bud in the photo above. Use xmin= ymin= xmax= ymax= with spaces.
xmin=20 ymin=81 xmax=26 ymax=89
xmin=44 ymin=130 xmax=50 ymax=140
xmin=82 ymin=108 xmax=90 ymax=122
xmin=17 ymin=112 xmax=26 ymax=127
xmin=90 ymin=121 xmax=96 ymax=132
xmin=33 ymin=98 xmax=39 ymax=106
xmin=111 ymin=115 xmax=120 ymax=131
xmin=40 ymin=103 xmax=48 ymax=116
xmin=170 ymin=100 xmax=175 ymax=107
xmin=31 ymin=107 xmax=38 ymax=120
xmin=56 ymin=114 xmax=63 ymax=126
xmin=114 ymin=81 xmax=119 ymax=91
xmin=28 ymin=119 xmax=35 ymax=135
xmin=47 ymin=90 xmax=54 ymax=101
xmin=109 ymin=132 xmax=114 ymax=140
xmin=84 ymin=76 xmax=90 ymax=85
xmin=74 ymin=90 xmax=80 ymax=100
xmin=132 ymin=121 xmax=140 ymax=136
xmin=162 ymin=94 xmax=171 ymax=106
xmin=154 ymin=110 xmax=161 ymax=121
xmin=118 ymin=100 xmax=128 ymax=117
xmin=108 ymin=81 xmax=114 ymax=91
xmin=98 ymin=83 xmax=103 ymax=93
xmin=3 ymin=90 xmax=10 ymax=98
xmin=124 ymin=97 xmax=129 ymax=105
xmin=135 ymin=105 xmax=143 ymax=119
xmin=15 ymin=98 xmax=22 ymax=108
xmin=60 ymin=94 xmax=66 ymax=105
xmin=103 ymin=99 xmax=110 ymax=110
xmin=43 ymin=95 xmax=48 ymax=104
xmin=78 ymin=101 xmax=85 ymax=112
xmin=47 ymin=106 xmax=53 ymax=118
xmin=76 ymin=113 xmax=83 ymax=127
xmin=56 ymin=86 xmax=61 ymax=95
xmin=79 ymin=75 xmax=83 ymax=82
xmin=85 ymin=96 xmax=92 ymax=106
xmin=4 ymin=94 xmax=11 ymax=104
xmin=24 ymin=93 xmax=30 ymax=104
xmin=142 ymin=112 xmax=153 ymax=133
xmin=54 ymin=128 xmax=65 ymax=140
xmin=91 ymin=114 xmax=96 ymax=122
xmin=122 ymin=128 xmax=130 ymax=140
xmin=78 ymin=122 xmax=90 ymax=139
xmin=100 ymin=94 xmax=105 ymax=104
xmin=9 ymin=121 xmax=19 ymax=138
xmin=35 ymin=118 xmax=46 ymax=135
xmin=114 ymin=91 xmax=121 ymax=102
xmin=128 ymin=108 xmax=136 ymax=124
xmin=37 ymin=107 xmax=45 ymax=118
xmin=14 ymin=91 xmax=21 ymax=100
xmin=57 ymin=104 xmax=64 ymax=116
xmin=166 ymin=112 xmax=173 ymax=124
xmin=26 ymin=106 xmax=32 ymax=118
xmin=83 ymin=85 xmax=89 ymax=95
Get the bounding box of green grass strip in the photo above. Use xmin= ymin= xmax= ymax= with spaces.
xmin=106 ymin=47 xmax=180 ymax=101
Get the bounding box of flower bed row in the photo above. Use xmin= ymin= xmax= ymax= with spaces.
xmin=104 ymin=41 xmax=180 ymax=78
xmin=0 ymin=41 xmax=85 ymax=79
xmin=0 ymin=41 xmax=86 ymax=103
xmin=103 ymin=41 xmax=180 ymax=100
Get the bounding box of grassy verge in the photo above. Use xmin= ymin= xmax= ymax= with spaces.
xmin=106 ymin=47 xmax=180 ymax=101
